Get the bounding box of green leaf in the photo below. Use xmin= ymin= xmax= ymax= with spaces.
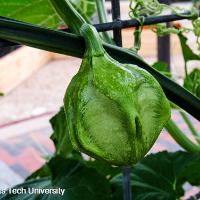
xmin=50 ymin=107 xmax=72 ymax=158
xmin=26 ymin=107 xmax=81 ymax=180
xmin=152 ymin=61 xmax=172 ymax=78
xmin=86 ymin=160 xmax=121 ymax=178
xmin=71 ymin=0 xmax=96 ymax=20
xmin=111 ymin=151 xmax=200 ymax=200
xmin=1 ymin=157 xmax=112 ymax=200
xmin=152 ymin=61 xmax=168 ymax=72
xmin=184 ymin=68 xmax=200 ymax=98
xmin=26 ymin=163 xmax=51 ymax=180
xmin=50 ymin=107 xmax=82 ymax=159
xmin=0 ymin=0 xmax=96 ymax=28
xmin=0 ymin=0 xmax=61 ymax=28
xmin=178 ymin=33 xmax=200 ymax=63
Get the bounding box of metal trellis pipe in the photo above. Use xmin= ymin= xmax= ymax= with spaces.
xmin=111 ymin=0 xmax=122 ymax=46
xmin=0 ymin=9 xmax=199 ymax=47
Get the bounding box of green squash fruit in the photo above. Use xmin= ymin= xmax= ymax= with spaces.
xmin=64 ymin=23 xmax=171 ymax=166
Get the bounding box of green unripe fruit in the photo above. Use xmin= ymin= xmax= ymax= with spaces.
xmin=64 ymin=24 xmax=171 ymax=166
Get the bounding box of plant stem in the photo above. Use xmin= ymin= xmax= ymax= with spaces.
xmin=179 ymin=111 xmax=200 ymax=144
xmin=95 ymin=0 xmax=113 ymax=44
xmin=133 ymin=26 xmax=142 ymax=52
xmin=122 ymin=167 xmax=132 ymax=200
xmin=184 ymin=62 xmax=188 ymax=77
xmin=166 ymin=119 xmax=200 ymax=153
xmin=95 ymin=0 xmax=107 ymax=24
xmin=50 ymin=0 xmax=86 ymax=34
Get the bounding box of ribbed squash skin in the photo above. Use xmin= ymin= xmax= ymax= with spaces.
xmin=64 ymin=24 xmax=171 ymax=166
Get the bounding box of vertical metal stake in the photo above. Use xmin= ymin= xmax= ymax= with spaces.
xmin=111 ymin=0 xmax=132 ymax=199
xmin=157 ymin=0 xmax=171 ymax=71
xmin=123 ymin=167 xmax=132 ymax=200
xmin=111 ymin=0 xmax=122 ymax=46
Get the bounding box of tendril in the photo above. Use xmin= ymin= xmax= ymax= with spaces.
xmin=129 ymin=0 xmax=200 ymax=51
xmin=192 ymin=18 xmax=200 ymax=49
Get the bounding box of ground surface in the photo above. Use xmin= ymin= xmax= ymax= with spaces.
xmin=0 ymin=56 xmax=80 ymax=125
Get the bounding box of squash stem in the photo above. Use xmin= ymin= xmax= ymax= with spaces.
xmin=95 ymin=0 xmax=114 ymax=44
xmin=179 ymin=111 xmax=200 ymax=144
xmin=80 ymin=24 xmax=105 ymax=56
xmin=50 ymin=0 xmax=86 ymax=35
xmin=165 ymin=119 xmax=200 ymax=153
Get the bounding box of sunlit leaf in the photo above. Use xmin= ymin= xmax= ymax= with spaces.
xmin=0 ymin=0 xmax=96 ymax=28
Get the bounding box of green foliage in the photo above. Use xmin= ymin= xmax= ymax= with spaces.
xmin=153 ymin=36 xmax=200 ymax=152
xmin=1 ymin=157 xmax=112 ymax=200
xmin=129 ymin=0 xmax=165 ymax=19
xmin=50 ymin=107 xmax=75 ymax=158
xmin=2 ymin=151 xmax=200 ymax=200
xmin=178 ymin=33 xmax=200 ymax=63
xmin=85 ymin=160 xmax=121 ymax=178
xmin=192 ymin=18 xmax=200 ymax=50
xmin=50 ymin=108 xmax=82 ymax=159
xmin=152 ymin=61 xmax=172 ymax=78
xmin=153 ymin=23 xmax=182 ymax=37
xmin=129 ymin=0 xmax=199 ymax=51
xmin=184 ymin=68 xmax=200 ymax=98
xmin=178 ymin=33 xmax=200 ymax=75
xmin=0 ymin=0 xmax=60 ymax=28
xmin=70 ymin=0 xmax=96 ymax=19
xmin=25 ymin=107 xmax=82 ymax=180
xmin=111 ymin=151 xmax=200 ymax=200
xmin=2 ymin=107 xmax=199 ymax=200
xmin=0 ymin=0 xmax=96 ymax=28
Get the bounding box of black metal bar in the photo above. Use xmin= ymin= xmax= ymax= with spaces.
xmin=158 ymin=0 xmax=171 ymax=70
xmin=158 ymin=35 xmax=171 ymax=68
xmin=0 ymin=10 xmax=199 ymax=47
xmin=95 ymin=10 xmax=199 ymax=32
xmin=111 ymin=0 xmax=122 ymax=46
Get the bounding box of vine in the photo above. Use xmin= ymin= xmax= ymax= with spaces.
xmin=193 ymin=18 xmax=200 ymax=49
xmin=129 ymin=0 xmax=200 ymax=51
